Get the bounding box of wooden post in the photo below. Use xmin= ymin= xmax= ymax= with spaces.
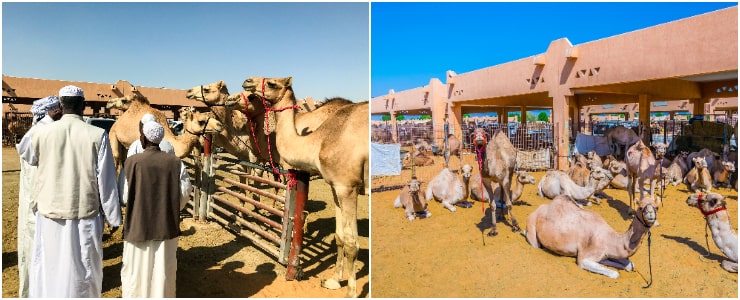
xmin=638 ymin=94 xmax=651 ymax=144
xmin=285 ymin=170 xmax=309 ymax=280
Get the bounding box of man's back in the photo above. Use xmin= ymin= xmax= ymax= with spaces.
xmin=32 ymin=114 xmax=106 ymax=219
xmin=123 ymin=148 xmax=184 ymax=242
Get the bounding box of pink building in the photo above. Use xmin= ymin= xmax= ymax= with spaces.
xmin=371 ymin=6 xmax=737 ymax=169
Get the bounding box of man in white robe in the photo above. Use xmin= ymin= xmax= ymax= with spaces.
xmin=28 ymin=85 xmax=122 ymax=298
xmin=16 ymin=95 xmax=62 ymax=297
xmin=119 ymin=121 xmax=192 ymax=297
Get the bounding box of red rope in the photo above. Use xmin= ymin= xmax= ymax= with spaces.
xmin=256 ymin=78 xmax=300 ymax=180
xmin=242 ymin=92 xmax=266 ymax=160
xmin=696 ymin=193 xmax=728 ymax=216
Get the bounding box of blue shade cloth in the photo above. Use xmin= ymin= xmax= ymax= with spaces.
xmin=371 ymin=143 xmax=401 ymax=176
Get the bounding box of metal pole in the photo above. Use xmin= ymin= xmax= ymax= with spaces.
xmin=285 ymin=170 xmax=309 ymax=280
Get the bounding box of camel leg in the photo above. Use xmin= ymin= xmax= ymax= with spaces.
xmin=441 ymin=200 xmax=457 ymax=212
xmin=488 ymin=200 xmax=498 ymax=237
xmin=321 ymin=185 xmax=359 ymax=298
xmin=721 ymin=260 xmax=738 ymax=273
xmin=578 ymin=258 xmax=619 ymax=279
xmin=524 ymin=212 xmax=539 ymax=247
xmin=501 ymin=178 xmax=520 ymax=232
xmin=627 ymin=175 xmax=635 ymax=215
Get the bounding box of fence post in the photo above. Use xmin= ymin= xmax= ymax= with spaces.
xmin=285 ymin=170 xmax=309 ymax=281
xmin=193 ymin=152 xmax=202 ymax=221
xmin=199 ymin=134 xmax=212 ymax=221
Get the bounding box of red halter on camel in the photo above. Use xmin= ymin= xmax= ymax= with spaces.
xmin=695 ymin=193 xmax=728 ymax=216
xmin=473 ymin=129 xmax=488 ymax=213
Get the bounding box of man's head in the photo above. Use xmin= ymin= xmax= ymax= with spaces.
xmin=58 ymin=85 xmax=85 ymax=115
xmin=30 ymin=95 xmax=62 ymax=123
xmin=141 ymin=120 xmax=164 ymax=147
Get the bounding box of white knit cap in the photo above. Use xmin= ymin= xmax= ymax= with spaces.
xmin=140 ymin=113 xmax=156 ymax=124
xmin=30 ymin=95 xmax=60 ymax=118
xmin=59 ymin=85 xmax=84 ymax=97
xmin=142 ymin=121 xmax=165 ymax=144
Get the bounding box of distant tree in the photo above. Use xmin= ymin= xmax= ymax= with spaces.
xmin=655 ymin=112 xmax=664 ymax=117
xmin=419 ymin=114 xmax=432 ymax=120
xmin=508 ymin=112 xmax=521 ymax=122
xmin=537 ymin=111 xmax=549 ymax=122
xmin=396 ymin=114 xmax=405 ymax=121
xmin=526 ymin=112 xmax=536 ymax=122
xmin=463 ymin=113 xmax=471 ymax=119
xmin=381 ymin=114 xmax=391 ymax=121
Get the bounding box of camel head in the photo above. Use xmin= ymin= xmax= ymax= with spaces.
xmin=693 ymin=157 xmax=708 ymax=169
xmin=106 ymin=94 xmax=148 ymax=111
xmin=652 ymin=142 xmax=668 ymax=158
xmin=586 ymin=150 xmax=597 ymax=159
xmin=636 ymin=196 xmax=659 ymax=227
xmin=588 ymin=166 xmax=612 ymax=191
xmin=686 ymin=192 xmax=726 ymax=215
xmin=607 ymin=159 xmax=625 ymax=176
xmin=461 ymin=164 xmax=473 ymax=181
xmin=180 ymin=106 xmax=224 ymax=135
xmin=515 ymin=171 xmax=536 ymax=185
xmin=472 ymin=128 xmax=487 ymax=148
xmin=244 ymin=77 xmax=294 ymax=106
xmin=186 ymin=80 xmax=230 ymax=106
xmin=721 ymin=161 xmax=736 ymax=173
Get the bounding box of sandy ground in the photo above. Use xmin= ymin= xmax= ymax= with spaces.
xmin=2 ymin=146 xmax=369 ymax=297
xmin=371 ymin=154 xmax=738 ymax=298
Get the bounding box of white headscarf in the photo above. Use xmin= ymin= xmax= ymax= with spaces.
xmin=58 ymin=85 xmax=84 ymax=97
xmin=30 ymin=95 xmax=60 ymax=124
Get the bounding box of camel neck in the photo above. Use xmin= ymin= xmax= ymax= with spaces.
xmin=624 ymin=216 xmax=650 ymax=253
xmin=271 ymin=89 xmax=307 ymax=168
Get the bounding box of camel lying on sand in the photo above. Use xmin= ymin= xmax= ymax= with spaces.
xmin=526 ymin=195 xmax=658 ymax=278
xmin=685 ymin=193 xmax=738 ymax=273
xmin=712 ymin=160 xmax=736 ymax=189
xmin=538 ymin=167 xmax=612 ymax=206
xmin=425 ymin=165 xmax=473 ymax=212
xmin=470 ymin=171 xmax=535 ymax=206
xmin=402 ymin=151 xmax=434 ymax=168
xmin=394 ymin=177 xmax=430 ymax=221
xmin=685 ymin=157 xmax=712 ymax=193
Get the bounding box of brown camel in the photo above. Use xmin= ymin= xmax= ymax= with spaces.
xmin=525 ymin=195 xmax=658 ymax=278
xmin=625 ymin=139 xmax=658 ymax=212
xmin=685 ymin=193 xmax=738 ymax=273
xmin=605 ymin=125 xmax=641 ymax=159
xmin=394 ymin=177 xmax=430 ymax=221
xmin=242 ymin=76 xmax=368 ymax=298
xmin=684 ymin=157 xmax=712 ymax=193
xmin=472 ymin=127 xmax=519 ymax=236
xmin=444 ymin=134 xmax=462 ymax=168
xmin=108 ymin=94 xmax=223 ymax=170
xmin=7 ymin=112 xmax=31 ymax=144
xmin=712 ymin=160 xmax=736 ymax=189
xmin=402 ymin=151 xmax=434 ymax=168
xmin=567 ymin=161 xmax=591 ymax=187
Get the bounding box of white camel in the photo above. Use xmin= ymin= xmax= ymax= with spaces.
xmin=685 ymin=193 xmax=737 ymax=273
xmin=526 ymin=195 xmax=658 ymax=278
xmin=425 ymin=165 xmax=473 ymax=212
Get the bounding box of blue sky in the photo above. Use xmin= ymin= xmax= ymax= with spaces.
xmin=371 ymin=2 xmax=737 ymax=98
xmin=2 ymin=2 xmax=369 ymax=101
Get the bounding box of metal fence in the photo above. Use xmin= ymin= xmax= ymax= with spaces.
xmin=3 ymin=112 xmax=33 ymax=145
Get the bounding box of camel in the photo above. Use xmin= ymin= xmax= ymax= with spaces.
xmin=444 ymin=134 xmax=462 ymax=168
xmin=107 ymin=94 xmax=224 ymax=170
xmin=240 ymin=76 xmax=368 ymax=298
xmin=525 ymin=195 xmax=658 ymax=279
xmin=666 ymin=158 xmax=685 ymax=187
xmin=470 ymin=171 xmax=535 ymax=205
xmin=712 ymin=160 xmax=736 ymax=189
xmin=402 ymin=151 xmax=434 ymax=168
xmin=7 ymin=112 xmax=31 ymax=144
xmin=605 ymin=125 xmax=641 ymax=159
xmin=606 ymin=159 xmax=650 ymax=193
xmin=538 ymin=167 xmax=612 ymax=206
xmin=687 ymin=148 xmax=721 ymax=173
xmin=567 ymin=161 xmax=591 ymax=187
xmin=587 ymin=150 xmax=603 ymax=170
xmin=625 ymin=139 xmax=658 ymax=212
xmin=393 ymin=177 xmax=430 ymax=221
xmin=685 ymin=193 xmax=738 ymax=273
xmin=472 ymin=128 xmax=520 ymax=235
xmin=425 ymin=165 xmax=473 ymax=212
xmin=684 ymin=157 xmax=712 ymax=193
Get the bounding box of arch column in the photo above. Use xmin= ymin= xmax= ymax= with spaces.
xmin=552 ymin=93 xmax=574 ymax=170
xmin=638 ymin=94 xmax=651 ymax=144
xmin=390 ymin=110 xmax=398 ymax=143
